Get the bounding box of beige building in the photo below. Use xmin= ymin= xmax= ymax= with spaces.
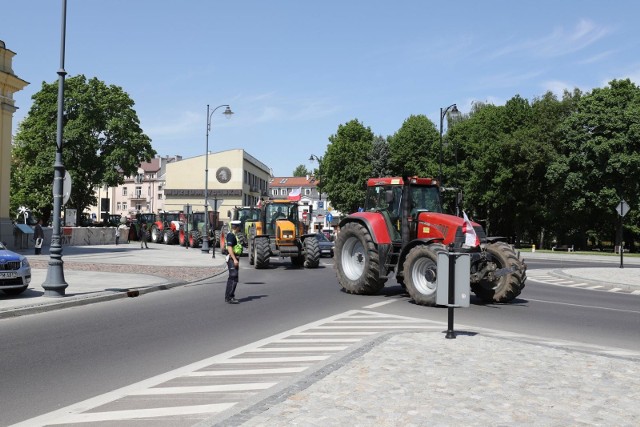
xmin=86 ymin=155 xmax=182 ymax=222
xmin=0 ymin=41 xmax=29 ymax=246
xmin=165 ymin=149 xmax=270 ymax=226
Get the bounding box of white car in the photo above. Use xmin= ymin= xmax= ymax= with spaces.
xmin=0 ymin=242 xmax=31 ymax=296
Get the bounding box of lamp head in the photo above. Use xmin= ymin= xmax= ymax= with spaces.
xmin=223 ymin=106 xmax=234 ymax=118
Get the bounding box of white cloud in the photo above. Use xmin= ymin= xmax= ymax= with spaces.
xmin=491 ymin=19 xmax=611 ymax=59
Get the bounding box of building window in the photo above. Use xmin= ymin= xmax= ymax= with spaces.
xmin=117 ymin=202 xmax=122 ymax=211
xmin=122 ymin=187 xmax=128 ymax=196
xmin=157 ymin=193 xmax=162 ymax=201
xmin=122 ymin=202 xmax=128 ymax=211
xmin=305 ymin=188 xmax=311 ymax=195
xmin=272 ymin=189 xmax=278 ymax=196
xmin=280 ymin=189 xmax=286 ymax=196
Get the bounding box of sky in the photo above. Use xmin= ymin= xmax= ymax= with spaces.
xmin=3 ymin=0 xmax=640 ymax=177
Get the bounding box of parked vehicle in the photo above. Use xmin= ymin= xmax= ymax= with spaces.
xmin=0 ymin=241 xmax=31 ymax=296
xmin=316 ymin=232 xmax=335 ymax=257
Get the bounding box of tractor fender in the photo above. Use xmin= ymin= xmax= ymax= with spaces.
xmin=396 ymin=237 xmax=445 ymax=278
xmin=485 ymin=236 xmax=508 ymax=244
xmin=339 ymin=212 xmax=394 ymax=244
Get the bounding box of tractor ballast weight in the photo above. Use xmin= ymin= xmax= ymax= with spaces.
xmin=334 ymin=177 xmax=527 ymax=306
xmin=244 ymin=200 xmax=320 ymax=269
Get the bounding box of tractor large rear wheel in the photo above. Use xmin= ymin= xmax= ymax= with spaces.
xmin=189 ymin=230 xmax=200 ymax=248
xmin=163 ymin=229 xmax=176 ymax=245
xmin=151 ymin=225 xmax=163 ymax=243
xmin=254 ymin=236 xmax=270 ymax=269
xmin=304 ymin=236 xmax=320 ymax=268
xmin=335 ymin=222 xmax=386 ymax=295
xmin=472 ymin=242 xmax=526 ymax=303
xmin=404 ymin=243 xmax=447 ymax=306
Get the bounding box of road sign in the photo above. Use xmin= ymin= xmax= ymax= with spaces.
xmin=616 ymin=200 xmax=630 ymax=217
xmin=302 ymin=211 xmax=308 ymax=220
xmin=326 ymin=213 xmax=333 ymax=223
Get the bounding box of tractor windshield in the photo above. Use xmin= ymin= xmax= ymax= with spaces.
xmin=364 ymin=185 xmax=403 ymax=215
xmin=409 ymin=185 xmax=442 ymax=214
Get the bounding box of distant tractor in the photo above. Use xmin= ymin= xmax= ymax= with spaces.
xmin=334 ymin=177 xmax=527 ymax=306
xmin=150 ymin=211 xmax=182 ymax=244
xmin=219 ymin=206 xmax=262 ymax=252
xmin=129 ymin=213 xmax=156 ymax=242
xmin=245 ymin=200 xmax=320 ymax=269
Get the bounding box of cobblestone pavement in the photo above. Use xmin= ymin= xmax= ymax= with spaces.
xmin=26 ymin=257 xmax=224 ymax=283
xmin=223 ymin=331 xmax=640 ymax=427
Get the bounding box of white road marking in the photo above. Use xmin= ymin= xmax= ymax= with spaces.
xmin=363 ymin=299 xmax=400 ymax=308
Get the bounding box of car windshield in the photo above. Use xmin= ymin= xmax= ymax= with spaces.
xmin=316 ymin=233 xmax=329 ymax=242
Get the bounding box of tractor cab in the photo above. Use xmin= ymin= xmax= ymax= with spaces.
xmin=364 ymin=177 xmax=442 ymax=244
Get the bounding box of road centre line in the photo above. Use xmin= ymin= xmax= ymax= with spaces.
xmin=525 ymin=298 xmax=640 ymax=314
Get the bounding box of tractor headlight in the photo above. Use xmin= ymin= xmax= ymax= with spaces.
xmin=282 ymin=231 xmax=294 ymax=239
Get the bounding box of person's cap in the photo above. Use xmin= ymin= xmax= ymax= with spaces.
xmin=231 ymin=220 xmax=242 ymax=227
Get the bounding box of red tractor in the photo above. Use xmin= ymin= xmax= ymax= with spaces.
xmin=334 ymin=177 xmax=526 ymax=306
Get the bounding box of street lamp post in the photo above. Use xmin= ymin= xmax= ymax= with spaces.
xmin=202 ymin=104 xmax=233 ymax=254
xmin=438 ymin=104 xmax=459 ymax=186
xmin=309 ymin=154 xmax=323 ymax=231
xmin=42 ymin=0 xmax=69 ymax=297
xmin=439 ymin=104 xmax=461 ymax=215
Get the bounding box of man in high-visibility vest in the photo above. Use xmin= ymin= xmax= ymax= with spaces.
xmin=224 ymin=220 xmax=242 ymax=304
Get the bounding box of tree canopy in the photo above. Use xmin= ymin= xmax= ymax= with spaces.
xmin=292 ymin=164 xmax=309 ymax=177
xmin=317 ymin=79 xmax=640 ymax=250
xmin=11 ymin=75 xmax=156 ymax=223
xmin=321 ymin=119 xmax=374 ymax=213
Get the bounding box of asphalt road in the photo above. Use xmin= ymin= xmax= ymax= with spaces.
xmin=1 ymin=256 xmax=638 ymax=425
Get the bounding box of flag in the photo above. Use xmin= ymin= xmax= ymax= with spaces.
xmin=256 ymin=198 xmax=262 ymax=208
xmin=462 ymin=211 xmax=480 ymax=247
xmin=288 ymin=187 xmax=302 ymax=201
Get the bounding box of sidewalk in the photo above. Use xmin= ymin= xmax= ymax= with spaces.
xmin=0 ymin=242 xmax=227 ymax=319
xmin=3 ymin=246 xmax=640 ymax=426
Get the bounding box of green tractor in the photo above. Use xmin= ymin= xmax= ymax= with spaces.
xmin=129 ymin=213 xmax=156 ymax=242
xmin=219 ymin=206 xmax=261 ymax=254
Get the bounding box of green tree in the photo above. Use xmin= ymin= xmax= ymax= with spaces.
xmin=369 ymin=135 xmax=391 ymax=177
xmin=11 ymin=75 xmax=156 ymax=224
xmin=292 ymin=164 xmax=309 ymax=177
xmin=322 ymin=119 xmax=375 ymax=213
xmin=548 ymin=79 xmax=640 ymax=248
xmin=388 ymin=115 xmax=439 ymax=177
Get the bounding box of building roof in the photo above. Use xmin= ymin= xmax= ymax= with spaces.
xmin=269 ymin=176 xmax=318 ymax=188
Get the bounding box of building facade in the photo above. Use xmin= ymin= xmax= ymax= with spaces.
xmin=87 ymin=155 xmax=182 ymax=222
xmin=268 ymin=175 xmax=340 ymax=232
xmin=0 ymin=41 xmax=29 ymax=247
xmin=164 ymin=149 xmax=270 ymax=226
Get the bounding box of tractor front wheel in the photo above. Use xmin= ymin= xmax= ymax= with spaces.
xmin=335 ymin=222 xmax=386 ymax=295
xmin=304 ymin=236 xmax=320 ymax=268
xmin=248 ymin=228 xmax=256 ymax=265
xmin=473 ymin=242 xmax=527 ymax=303
xmin=404 ymin=243 xmax=447 ymax=306
xmin=254 ymin=236 xmax=271 ymax=269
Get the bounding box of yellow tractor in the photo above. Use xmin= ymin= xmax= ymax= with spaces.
xmin=247 ymin=200 xmax=320 ymax=269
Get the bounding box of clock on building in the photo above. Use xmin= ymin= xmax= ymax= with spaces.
xmin=216 ymin=167 xmax=232 ymax=183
